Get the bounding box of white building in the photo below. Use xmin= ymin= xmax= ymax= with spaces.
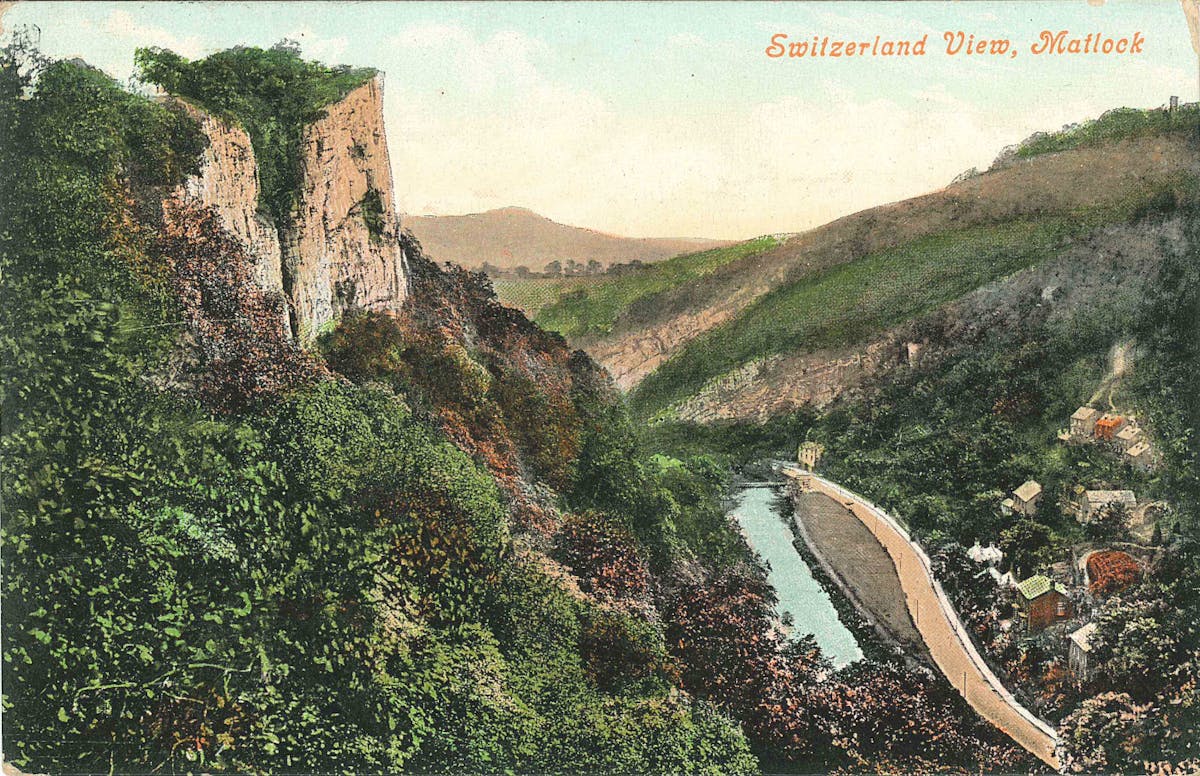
xmin=968 ymin=541 xmax=1004 ymax=565
xmin=1069 ymin=622 xmax=1098 ymax=680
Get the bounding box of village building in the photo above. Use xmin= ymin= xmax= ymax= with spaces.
xmin=968 ymin=541 xmax=1003 ymax=565
xmin=797 ymin=441 xmax=825 ymax=470
xmin=1070 ymin=407 xmax=1099 ymax=436
xmin=1094 ymin=413 xmax=1126 ymax=442
xmin=1079 ymin=489 xmax=1137 ymax=523
xmin=1010 ymin=480 xmax=1043 ymax=516
xmin=1114 ymin=424 xmax=1141 ymax=451
xmin=1003 ymin=480 xmax=1043 ymax=516
xmin=1070 ymin=406 xmax=1100 ymax=439
xmin=1068 ymin=622 xmax=1098 ymax=681
xmin=1125 ymin=441 xmax=1153 ymax=472
xmin=1016 ymin=574 xmax=1073 ymax=631
xmin=988 ymin=567 xmax=1017 ymax=589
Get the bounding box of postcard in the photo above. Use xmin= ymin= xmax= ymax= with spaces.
xmin=1 ymin=2 xmax=1197 ymax=773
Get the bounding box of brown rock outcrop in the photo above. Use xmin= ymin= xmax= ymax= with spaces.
xmin=169 ymin=75 xmax=408 ymax=344
xmin=173 ymin=102 xmax=286 ymax=301
xmin=284 ymin=76 xmax=407 ymax=340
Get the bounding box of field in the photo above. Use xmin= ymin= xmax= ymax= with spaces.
xmin=494 ymin=237 xmax=781 ymax=338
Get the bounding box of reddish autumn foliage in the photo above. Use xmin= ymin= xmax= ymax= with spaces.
xmin=664 ymin=571 xmax=825 ymax=761
xmin=556 ymin=512 xmax=650 ymax=602
xmin=319 ymin=241 xmax=607 ymax=534
xmin=142 ymin=685 xmax=248 ymax=763
xmin=1088 ymin=550 xmax=1141 ymax=597
xmin=158 ymin=198 xmax=324 ymax=410
xmin=663 ymin=570 xmax=1035 ymax=772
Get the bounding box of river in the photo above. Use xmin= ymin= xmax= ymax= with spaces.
xmin=730 ymin=485 xmax=863 ymax=667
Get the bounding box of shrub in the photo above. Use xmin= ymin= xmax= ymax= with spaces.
xmin=556 ymin=512 xmax=651 ymax=601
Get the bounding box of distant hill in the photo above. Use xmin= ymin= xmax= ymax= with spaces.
xmin=403 ymin=206 xmax=729 ymax=271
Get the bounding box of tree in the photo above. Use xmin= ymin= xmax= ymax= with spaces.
xmin=1088 ymin=502 xmax=1131 ymax=540
xmin=998 ymin=517 xmax=1052 ymax=577
xmin=544 ymin=260 xmax=562 ymax=276
xmin=1091 ymin=598 xmax=1182 ymax=702
xmin=1060 ymin=692 xmax=1159 ymax=773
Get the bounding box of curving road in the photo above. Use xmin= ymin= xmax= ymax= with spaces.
xmin=782 ymin=466 xmax=1062 ymax=771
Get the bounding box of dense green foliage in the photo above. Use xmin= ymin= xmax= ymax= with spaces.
xmin=135 ymin=42 xmax=376 ymax=225
xmin=1012 ymin=104 xmax=1200 ymax=160
xmin=498 ymin=237 xmax=780 ymax=338
xmin=1 ymin=45 xmax=758 ymax=774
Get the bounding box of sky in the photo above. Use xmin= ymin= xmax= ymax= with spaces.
xmin=3 ymin=1 xmax=1196 ymax=239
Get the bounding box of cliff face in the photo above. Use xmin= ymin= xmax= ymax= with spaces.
xmin=174 ymin=103 xmax=287 ymax=301
xmin=172 ymin=75 xmax=407 ymax=343
xmin=284 ymin=76 xmax=407 ymax=339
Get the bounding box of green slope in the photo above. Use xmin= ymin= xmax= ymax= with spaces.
xmin=630 ymin=180 xmax=1195 ymax=419
xmin=496 ymin=237 xmax=780 ymax=338
xmin=1011 ymin=104 xmax=1199 ymax=161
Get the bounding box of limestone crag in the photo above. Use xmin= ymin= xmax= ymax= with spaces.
xmin=169 ymin=74 xmax=408 ymax=344
xmin=174 ymin=102 xmax=286 ymax=300
xmin=284 ymin=76 xmax=407 ymax=340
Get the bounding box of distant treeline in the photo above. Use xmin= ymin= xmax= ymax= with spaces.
xmin=479 ymin=258 xmax=650 ymax=279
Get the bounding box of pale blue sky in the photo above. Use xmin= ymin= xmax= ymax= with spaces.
xmin=4 ymin=1 xmax=1195 ymax=238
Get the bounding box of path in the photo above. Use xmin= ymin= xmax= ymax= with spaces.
xmin=792 ymin=491 xmax=931 ymax=665
xmin=1087 ymin=337 xmax=1135 ymax=409
xmin=782 ymin=466 xmax=1062 ymax=770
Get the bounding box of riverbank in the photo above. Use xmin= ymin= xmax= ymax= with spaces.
xmin=790 ymin=488 xmax=933 ymax=668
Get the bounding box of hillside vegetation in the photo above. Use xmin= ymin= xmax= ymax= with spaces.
xmin=510 ymin=236 xmax=780 ymax=339
xmin=634 ymin=216 xmax=1089 ymax=417
xmin=1005 ymin=103 xmax=1200 ymax=162
xmin=515 ymin=110 xmax=1198 ymax=398
xmin=1 ymin=41 xmax=1036 ymax=775
xmin=0 ymin=43 xmax=752 ymax=774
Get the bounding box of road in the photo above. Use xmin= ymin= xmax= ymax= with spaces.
xmin=782 ymin=466 xmax=1062 ymax=771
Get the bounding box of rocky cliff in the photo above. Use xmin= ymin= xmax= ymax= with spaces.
xmin=284 ymin=76 xmax=407 ymax=339
xmin=174 ymin=102 xmax=286 ymax=302
xmin=170 ymin=75 xmax=407 ymax=342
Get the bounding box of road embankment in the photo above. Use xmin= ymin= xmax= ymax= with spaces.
xmin=783 ymin=467 xmax=1061 ymax=771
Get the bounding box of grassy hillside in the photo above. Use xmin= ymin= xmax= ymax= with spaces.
xmin=523 ymin=108 xmax=1198 ymax=397
xmin=1006 ymin=104 xmax=1199 ymax=162
xmin=497 ymin=236 xmax=780 ymax=338
xmin=630 ymin=177 xmax=1195 ymax=419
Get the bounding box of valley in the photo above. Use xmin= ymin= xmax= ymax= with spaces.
xmin=3 ymin=21 xmax=1198 ymax=776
